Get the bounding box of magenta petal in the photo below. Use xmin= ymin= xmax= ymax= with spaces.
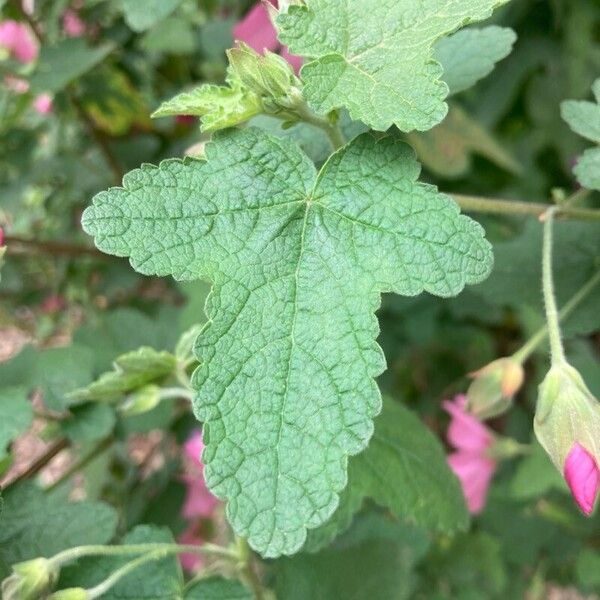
xmin=233 ymin=2 xmax=278 ymax=52
xmin=62 ymin=10 xmax=86 ymax=37
xmin=182 ymin=477 xmax=219 ymax=519
xmin=34 ymin=93 xmax=53 ymax=115
xmin=178 ymin=526 xmax=204 ymax=572
xmin=0 ymin=20 xmax=38 ymax=63
xmin=564 ymin=443 xmax=600 ymax=516
xmin=184 ymin=430 xmax=205 ymax=465
xmin=448 ymin=452 xmax=496 ymax=514
xmin=443 ymin=395 xmax=493 ymax=452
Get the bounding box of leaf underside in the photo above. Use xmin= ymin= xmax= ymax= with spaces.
xmin=82 ymin=127 xmax=492 ymax=556
xmin=277 ymin=0 xmax=510 ymax=132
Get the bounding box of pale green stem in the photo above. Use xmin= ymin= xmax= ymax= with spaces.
xmin=452 ymin=194 xmax=600 ymax=222
xmin=541 ymin=207 xmax=566 ymax=365
xmin=236 ymin=537 xmax=265 ymax=600
xmin=51 ymin=543 xmax=237 ymax=567
xmin=87 ymin=552 xmax=163 ymax=599
xmin=158 ymin=387 xmax=195 ymax=401
xmin=511 ymin=269 xmax=600 ymax=364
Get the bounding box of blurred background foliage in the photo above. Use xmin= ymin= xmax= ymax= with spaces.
xmin=0 ymin=0 xmax=599 ymax=598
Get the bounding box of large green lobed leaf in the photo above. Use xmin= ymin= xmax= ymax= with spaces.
xmin=277 ymin=0 xmax=511 ymax=132
xmin=82 ymin=127 xmax=492 ymax=556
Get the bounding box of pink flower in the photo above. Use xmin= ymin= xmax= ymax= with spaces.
xmin=62 ymin=10 xmax=86 ymax=37
xmin=177 ymin=524 xmax=205 ymax=572
xmin=181 ymin=430 xmax=218 ymax=519
xmin=564 ymin=443 xmax=599 ymax=516
xmin=0 ymin=226 xmax=5 ymax=247
xmin=0 ymin=20 xmax=38 ymax=63
xmin=4 ymin=75 xmax=29 ymax=94
xmin=444 ymin=395 xmax=497 ymax=514
xmin=233 ymin=0 xmax=302 ymax=73
xmin=34 ymin=93 xmax=53 ymax=115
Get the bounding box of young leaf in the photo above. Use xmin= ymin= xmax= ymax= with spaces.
xmin=434 ymin=26 xmax=517 ymax=96
xmin=0 ymin=483 xmax=118 ymax=565
xmin=82 ymin=127 xmax=492 ymax=557
xmin=277 ymin=0 xmax=510 ymax=132
xmin=68 ymin=347 xmax=177 ymax=403
xmin=573 ymin=148 xmax=600 ymax=191
xmin=304 ymin=399 xmax=469 ymax=552
xmin=152 ymin=75 xmax=263 ymax=132
xmin=0 ymin=387 xmax=32 ymax=459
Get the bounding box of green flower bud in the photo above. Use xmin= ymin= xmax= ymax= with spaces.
xmin=534 ymin=362 xmax=600 ymax=473
xmin=119 ymin=384 xmax=161 ymax=416
xmin=466 ymin=358 xmax=524 ymax=419
xmin=227 ymin=43 xmax=298 ymax=102
xmin=1 ymin=558 xmax=59 ymax=600
xmin=48 ymin=588 xmax=89 ymax=600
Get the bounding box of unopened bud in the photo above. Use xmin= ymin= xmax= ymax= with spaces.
xmin=467 ymin=358 xmax=524 ymax=419
xmin=227 ymin=43 xmax=298 ymax=101
xmin=1 ymin=558 xmax=59 ymax=600
xmin=119 ymin=384 xmax=161 ymax=416
xmin=534 ymin=362 xmax=600 ymax=515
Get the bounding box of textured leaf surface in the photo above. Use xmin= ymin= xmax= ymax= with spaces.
xmin=304 ymin=399 xmax=469 ymax=552
xmin=121 ymin=0 xmax=183 ymax=32
xmin=0 ymin=483 xmax=117 ymax=565
xmin=434 ymin=26 xmax=516 ymax=95
xmin=69 ymin=347 xmax=177 ymax=402
xmin=277 ymin=0 xmax=510 ymax=132
xmin=152 ymin=76 xmax=262 ymax=132
xmin=82 ymin=127 xmax=492 ymax=556
xmin=59 ymin=525 xmax=183 ymax=600
xmin=0 ymin=387 xmax=32 ymax=459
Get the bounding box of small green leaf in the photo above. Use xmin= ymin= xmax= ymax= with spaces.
xmin=574 ymin=147 xmax=600 ymax=191
xmin=119 ymin=385 xmax=161 ymax=417
xmin=68 ymin=347 xmax=177 ymax=403
xmin=185 ymin=577 xmax=252 ymax=600
xmin=304 ymin=399 xmax=469 ymax=551
xmin=58 ymin=525 xmax=183 ymax=600
xmin=0 ymin=483 xmax=118 ymax=565
xmin=435 ymin=26 xmax=517 ymax=95
xmin=0 ymin=387 xmax=33 ymax=459
xmin=30 ymin=39 xmax=114 ymax=94
xmin=121 ymin=0 xmax=183 ymax=32
xmin=561 ymin=84 xmax=600 ymax=144
xmin=561 ymin=78 xmax=600 ymax=191
xmin=152 ymin=73 xmax=262 ymax=132
xmin=277 ymin=0 xmax=510 ymax=131
xmin=82 ymin=128 xmax=492 ymax=557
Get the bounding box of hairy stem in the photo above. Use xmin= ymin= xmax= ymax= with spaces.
xmin=512 ymin=269 xmax=600 ymax=363
xmin=541 ymin=207 xmax=566 ymax=365
xmin=51 ymin=542 xmax=238 ymax=567
xmin=237 ymin=538 xmax=266 ymax=600
xmin=452 ymin=194 xmax=600 ymax=222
